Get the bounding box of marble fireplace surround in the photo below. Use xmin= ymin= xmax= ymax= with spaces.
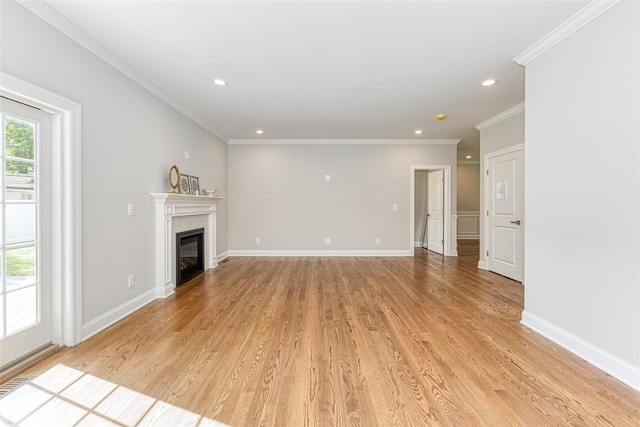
xmin=151 ymin=193 xmax=223 ymax=298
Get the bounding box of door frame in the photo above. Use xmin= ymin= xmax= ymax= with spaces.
xmin=426 ymin=170 xmax=445 ymax=254
xmin=482 ymin=144 xmax=524 ymax=277
xmin=409 ymin=165 xmax=453 ymax=256
xmin=1 ymin=72 xmax=82 ymax=348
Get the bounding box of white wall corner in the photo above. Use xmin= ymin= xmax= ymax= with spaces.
xmin=513 ymin=0 xmax=621 ymax=66
xmin=521 ymin=311 xmax=640 ymax=392
xmin=475 ymin=103 xmax=525 ymax=131
xmin=477 ymin=260 xmax=487 ymax=270
xmin=216 ymin=251 xmax=229 ymax=263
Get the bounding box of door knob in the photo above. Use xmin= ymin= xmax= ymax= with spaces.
xmin=510 ymin=220 xmax=521 ymax=225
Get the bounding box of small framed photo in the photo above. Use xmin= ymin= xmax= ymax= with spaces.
xmin=178 ymin=174 xmax=191 ymax=194
xmin=189 ymin=176 xmax=200 ymax=195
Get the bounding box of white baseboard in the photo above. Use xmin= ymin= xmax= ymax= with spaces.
xmin=477 ymin=260 xmax=487 ymax=269
xmin=414 ymin=241 xmax=424 ymax=248
xmin=521 ymin=311 xmax=640 ymax=392
xmin=216 ymin=251 xmax=229 ymax=263
xmin=82 ymin=288 xmax=156 ymax=341
xmin=458 ymin=234 xmax=480 ymax=240
xmin=227 ymin=249 xmax=412 ymax=257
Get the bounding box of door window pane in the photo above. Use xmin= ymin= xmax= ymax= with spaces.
xmin=7 ymin=286 xmax=37 ymax=334
xmin=7 ymin=245 xmax=36 ymax=289
xmin=4 ymin=116 xmax=35 ymax=160
xmin=5 ymin=160 xmax=35 ymax=200
xmin=6 ymin=204 xmax=36 ymax=245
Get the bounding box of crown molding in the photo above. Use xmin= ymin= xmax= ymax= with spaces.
xmin=17 ymin=0 xmax=229 ymax=143
xmin=228 ymin=138 xmax=461 ymax=145
xmin=514 ymin=0 xmax=621 ymax=66
xmin=475 ymin=103 xmax=525 ymax=131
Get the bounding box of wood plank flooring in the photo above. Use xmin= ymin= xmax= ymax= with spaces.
xmin=8 ymin=242 xmax=640 ymax=426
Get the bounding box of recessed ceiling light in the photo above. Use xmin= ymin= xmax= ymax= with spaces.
xmin=466 ymin=155 xmax=472 ymax=159
xmin=481 ymin=79 xmax=497 ymax=86
xmin=256 ymin=129 xmax=264 ymax=134
xmin=414 ymin=130 xmax=422 ymax=135
xmin=212 ymin=78 xmax=227 ymax=86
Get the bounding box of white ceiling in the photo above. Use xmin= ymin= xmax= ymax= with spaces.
xmin=30 ymin=1 xmax=588 ymax=160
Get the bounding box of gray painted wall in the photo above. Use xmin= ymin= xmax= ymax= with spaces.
xmin=228 ymin=143 xmax=457 ymax=252
xmin=524 ymin=2 xmax=639 ymax=372
xmin=1 ymin=2 xmax=228 ymax=327
xmin=457 ymin=163 xmax=480 ymax=212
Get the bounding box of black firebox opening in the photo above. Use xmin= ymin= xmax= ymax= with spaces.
xmin=176 ymin=228 xmax=204 ymax=286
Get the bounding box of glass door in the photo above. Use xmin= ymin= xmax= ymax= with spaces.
xmin=0 ymin=97 xmax=51 ymax=369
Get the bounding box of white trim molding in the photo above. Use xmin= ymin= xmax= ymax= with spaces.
xmin=16 ymin=0 xmax=227 ymax=142
xmin=409 ymin=165 xmax=455 ymax=257
xmin=82 ymin=289 xmax=156 ymax=341
xmin=514 ymin=1 xmax=621 ymax=66
xmin=228 ymin=250 xmax=411 ymax=257
xmin=228 ymin=139 xmax=461 ymax=145
xmin=457 ymin=211 xmax=480 ymax=240
xmin=1 ymin=72 xmax=83 ymax=347
xmin=150 ymin=193 xmax=223 ymax=298
xmin=522 ymin=311 xmax=640 ymax=392
xmin=475 ymin=103 xmax=525 ymax=131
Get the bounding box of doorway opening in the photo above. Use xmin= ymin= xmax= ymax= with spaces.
xmin=0 ymin=72 xmax=82 ymax=376
xmin=409 ymin=165 xmax=455 ymax=257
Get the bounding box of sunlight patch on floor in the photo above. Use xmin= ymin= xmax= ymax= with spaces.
xmin=0 ymin=364 xmax=229 ymax=426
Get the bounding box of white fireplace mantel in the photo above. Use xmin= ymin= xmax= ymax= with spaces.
xmin=151 ymin=193 xmax=224 ymax=298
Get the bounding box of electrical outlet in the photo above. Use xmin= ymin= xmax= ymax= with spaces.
xmin=376 ymin=237 xmax=381 ymax=244
xmin=324 ymin=237 xmax=331 ymax=244
xmin=393 ymin=204 xmax=398 ymax=211
xmin=256 ymin=237 xmax=261 ymax=244
xmin=185 ymin=150 xmax=190 ymax=160
xmin=324 ymin=175 xmax=331 ymax=181
xmin=128 ymin=274 xmax=135 ymax=288
xmin=127 ymin=204 xmax=134 ymax=216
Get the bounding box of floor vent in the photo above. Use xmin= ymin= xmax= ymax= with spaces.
xmin=0 ymin=376 xmax=35 ymax=398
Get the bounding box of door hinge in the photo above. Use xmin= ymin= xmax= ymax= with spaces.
xmin=441 ymin=240 xmax=444 ymax=244
xmin=486 ymin=170 xmax=489 ymax=175
xmin=487 ymin=250 xmax=489 ymax=256
xmin=486 ymin=210 xmax=489 ymax=216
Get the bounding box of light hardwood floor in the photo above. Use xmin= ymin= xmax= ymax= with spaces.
xmin=7 ymin=242 xmax=640 ymax=426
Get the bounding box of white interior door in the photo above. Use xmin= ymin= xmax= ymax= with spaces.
xmin=426 ymin=170 xmax=444 ymax=254
xmin=0 ymin=97 xmax=52 ymax=369
xmin=486 ymin=148 xmax=523 ymax=282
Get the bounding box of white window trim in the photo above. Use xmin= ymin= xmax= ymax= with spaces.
xmin=1 ymin=72 xmax=82 ymax=346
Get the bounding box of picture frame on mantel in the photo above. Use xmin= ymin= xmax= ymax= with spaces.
xmin=189 ymin=176 xmax=200 ymax=195
xmin=178 ymin=174 xmax=191 ymax=194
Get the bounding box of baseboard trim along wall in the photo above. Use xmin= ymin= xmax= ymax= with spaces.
xmin=228 ymin=250 xmax=411 ymax=257
xmin=82 ymin=288 xmax=156 ymax=341
xmin=521 ymin=311 xmax=640 ymax=392
xmin=457 ymin=211 xmax=480 ymax=240
xmin=216 ymin=251 xmax=229 ymax=263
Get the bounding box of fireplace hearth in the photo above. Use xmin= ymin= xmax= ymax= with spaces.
xmin=176 ymin=228 xmax=204 ymax=285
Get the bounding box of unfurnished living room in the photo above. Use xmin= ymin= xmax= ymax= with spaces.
xmin=0 ymin=1 xmax=639 ymax=426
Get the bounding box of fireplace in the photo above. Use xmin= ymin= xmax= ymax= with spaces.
xmin=176 ymin=228 xmax=204 ymax=285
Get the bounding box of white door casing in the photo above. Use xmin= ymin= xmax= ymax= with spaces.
xmin=485 ymin=146 xmax=524 ymax=282
xmin=426 ymin=170 xmax=444 ymax=254
xmin=0 ymin=98 xmax=52 ymax=368
xmin=409 ymin=165 xmax=453 ymax=257
xmin=0 ymin=72 xmax=82 ymax=351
